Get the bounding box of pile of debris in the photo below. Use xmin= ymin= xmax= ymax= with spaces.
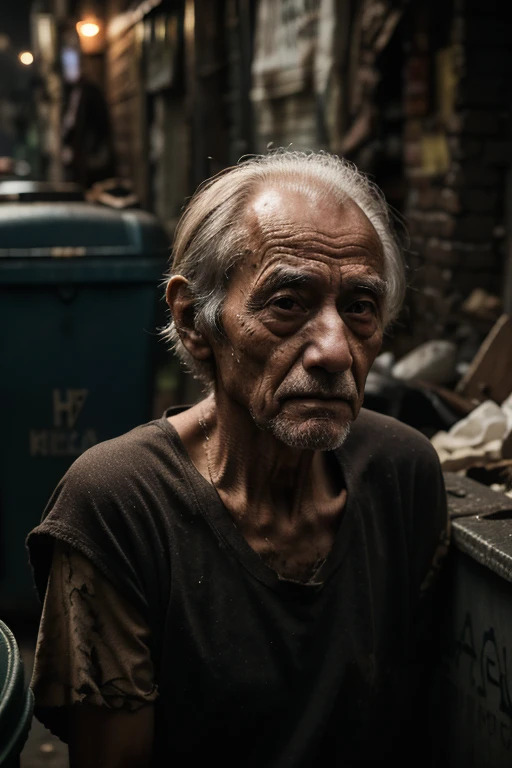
xmin=365 ymin=289 xmax=512 ymax=497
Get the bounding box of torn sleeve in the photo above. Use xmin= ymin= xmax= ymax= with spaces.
xmin=31 ymin=540 xmax=158 ymax=740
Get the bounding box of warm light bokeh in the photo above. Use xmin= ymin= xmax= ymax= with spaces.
xmin=19 ymin=51 xmax=34 ymax=66
xmin=76 ymin=21 xmax=100 ymax=38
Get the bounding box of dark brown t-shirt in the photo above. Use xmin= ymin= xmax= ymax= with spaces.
xmin=31 ymin=540 xmax=157 ymax=714
xmin=27 ymin=407 xmax=449 ymax=767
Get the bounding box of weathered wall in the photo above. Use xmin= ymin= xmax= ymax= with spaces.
xmin=105 ymin=5 xmax=148 ymax=206
xmin=402 ymin=0 xmax=511 ymax=350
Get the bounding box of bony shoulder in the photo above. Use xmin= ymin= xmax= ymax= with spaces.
xmin=62 ymin=420 xmax=164 ymax=489
xmin=354 ymin=407 xmax=441 ymax=464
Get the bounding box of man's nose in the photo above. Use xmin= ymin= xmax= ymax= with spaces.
xmin=302 ymin=309 xmax=353 ymax=374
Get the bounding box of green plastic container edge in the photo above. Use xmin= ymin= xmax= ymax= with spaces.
xmin=0 ymin=621 xmax=34 ymax=764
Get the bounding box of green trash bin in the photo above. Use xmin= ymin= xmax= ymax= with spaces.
xmin=0 ymin=620 xmax=34 ymax=766
xmin=0 ymin=196 xmax=170 ymax=614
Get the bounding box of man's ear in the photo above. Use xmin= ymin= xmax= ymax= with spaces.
xmin=166 ymin=276 xmax=212 ymax=361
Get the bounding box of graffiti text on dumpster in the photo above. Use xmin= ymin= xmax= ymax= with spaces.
xmin=447 ymin=682 xmax=512 ymax=752
xmin=29 ymin=389 xmax=98 ymax=457
xmin=448 ymin=611 xmax=512 ymax=752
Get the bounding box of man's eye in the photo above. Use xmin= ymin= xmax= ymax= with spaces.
xmin=271 ymin=296 xmax=301 ymax=311
xmin=346 ymin=300 xmax=377 ymax=316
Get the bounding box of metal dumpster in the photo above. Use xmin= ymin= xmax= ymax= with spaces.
xmin=0 ymin=191 xmax=170 ymax=614
xmin=436 ymin=473 xmax=512 ymax=768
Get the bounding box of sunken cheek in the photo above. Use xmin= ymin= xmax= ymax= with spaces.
xmin=220 ymin=314 xmax=299 ymax=403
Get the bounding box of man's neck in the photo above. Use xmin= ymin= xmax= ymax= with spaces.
xmin=168 ymin=394 xmax=346 ymax=582
xmin=169 ymin=394 xmax=341 ymax=522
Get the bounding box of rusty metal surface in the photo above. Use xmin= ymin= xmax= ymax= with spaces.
xmin=444 ymin=472 xmax=512 ymax=519
xmin=451 ymin=517 xmax=512 ymax=586
xmin=444 ymin=472 xmax=512 ymax=584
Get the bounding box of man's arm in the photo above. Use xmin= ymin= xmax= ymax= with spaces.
xmin=30 ymin=541 xmax=159 ymax=755
xmin=68 ymin=704 xmax=154 ymax=768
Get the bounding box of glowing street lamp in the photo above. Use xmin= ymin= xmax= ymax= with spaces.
xmin=75 ymin=15 xmax=104 ymax=54
xmin=19 ymin=51 xmax=34 ymax=66
xmin=76 ymin=20 xmax=100 ymax=38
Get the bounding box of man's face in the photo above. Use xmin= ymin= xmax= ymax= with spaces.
xmin=211 ymin=183 xmax=386 ymax=450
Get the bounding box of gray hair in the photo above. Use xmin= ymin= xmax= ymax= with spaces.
xmin=162 ymin=149 xmax=405 ymax=387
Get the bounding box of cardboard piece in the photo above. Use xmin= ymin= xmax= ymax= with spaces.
xmin=415 ymin=380 xmax=477 ymax=417
xmin=456 ymin=314 xmax=512 ymax=405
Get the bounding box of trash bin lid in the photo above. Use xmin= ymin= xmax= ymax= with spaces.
xmin=0 ymin=202 xmax=170 ymax=257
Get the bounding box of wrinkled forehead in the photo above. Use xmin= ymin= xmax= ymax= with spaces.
xmin=242 ymin=181 xmax=383 ymax=260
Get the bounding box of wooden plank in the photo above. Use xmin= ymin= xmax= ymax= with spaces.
xmin=414 ymin=380 xmax=478 ymax=416
xmin=456 ymin=313 xmax=512 ymax=404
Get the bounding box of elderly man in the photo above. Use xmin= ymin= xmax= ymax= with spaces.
xmin=28 ymin=150 xmax=448 ymax=767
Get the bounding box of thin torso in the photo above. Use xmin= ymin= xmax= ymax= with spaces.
xmin=168 ymin=404 xmax=347 ymax=583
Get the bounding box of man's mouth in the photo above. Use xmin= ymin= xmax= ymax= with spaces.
xmin=284 ymin=394 xmax=349 ymax=401
xmin=280 ymin=394 xmax=356 ymax=418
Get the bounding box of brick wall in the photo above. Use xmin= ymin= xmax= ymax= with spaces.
xmin=400 ymin=0 xmax=511 ymax=351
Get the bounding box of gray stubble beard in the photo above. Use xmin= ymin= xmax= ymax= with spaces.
xmin=249 ymin=371 xmax=358 ymax=450
xmin=263 ymin=412 xmax=352 ymax=451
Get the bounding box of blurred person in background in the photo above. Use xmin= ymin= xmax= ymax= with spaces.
xmin=60 ymin=45 xmax=115 ymax=188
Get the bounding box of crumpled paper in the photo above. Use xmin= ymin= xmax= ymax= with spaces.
xmin=431 ymin=395 xmax=512 ymax=472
